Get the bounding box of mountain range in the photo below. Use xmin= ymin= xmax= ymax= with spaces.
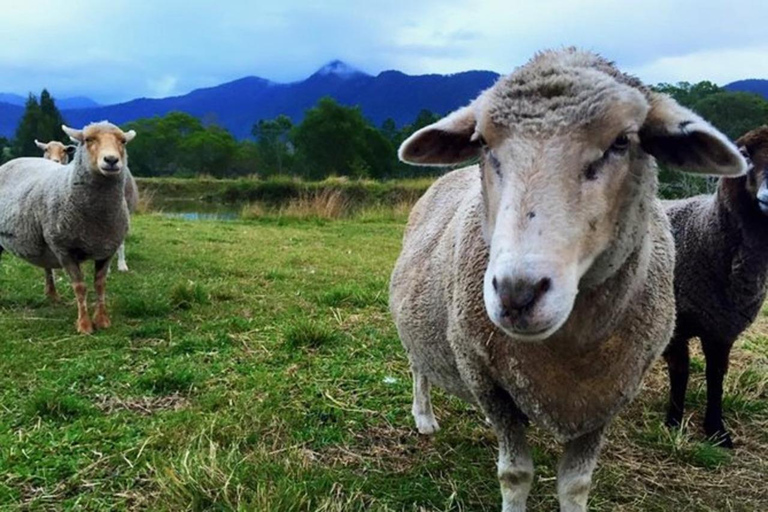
xmin=1 ymin=61 xmax=766 ymax=140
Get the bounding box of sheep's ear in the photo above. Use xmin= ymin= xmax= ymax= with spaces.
xmin=640 ymin=93 xmax=747 ymax=176
xmin=398 ymin=105 xmax=480 ymax=166
xmin=62 ymin=125 xmax=83 ymax=143
xmin=65 ymin=145 xmax=77 ymax=156
xmin=123 ymin=129 xmax=136 ymax=143
xmin=34 ymin=139 xmax=47 ymax=151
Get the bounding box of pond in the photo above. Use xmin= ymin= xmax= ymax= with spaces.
xmin=152 ymin=198 xmax=242 ymax=221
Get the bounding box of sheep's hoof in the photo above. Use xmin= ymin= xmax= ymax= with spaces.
xmin=705 ymin=428 xmax=734 ymax=449
xmin=93 ymin=312 xmax=111 ymax=329
xmin=46 ymin=293 xmax=61 ymax=303
xmin=414 ymin=413 xmax=440 ymax=435
xmin=76 ymin=318 xmax=94 ymax=335
xmin=117 ymin=263 xmax=129 ymax=272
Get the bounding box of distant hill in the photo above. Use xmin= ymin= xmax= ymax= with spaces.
xmin=0 ymin=60 xmax=499 ymax=139
xmin=725 ymin=79 xmax=768 ymax=99
xmin=0 ymin=93 xmax=99 ymax=110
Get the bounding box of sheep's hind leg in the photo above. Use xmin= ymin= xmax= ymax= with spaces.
xmin=702 ymin=337 xmax=734 ymax=448
xmin=411 ymin=368 xmax=440 ymax=434
xmin=663 ymin=335 xmax=690 ymax=428
xmin=61 ymin=259 xmax=92 ymax=334
xmin=116 ymin=243 xmax=129 ymax=272
xmin=557 ymin=426 xmax=606 ymax=512
xmin=92 ymin=258 xmax=112 ymax=329
xmin=44 ymin=269 xmax=60 ymax=302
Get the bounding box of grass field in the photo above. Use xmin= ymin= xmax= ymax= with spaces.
xmin=0 ymin=212 xmax=766 ymax=511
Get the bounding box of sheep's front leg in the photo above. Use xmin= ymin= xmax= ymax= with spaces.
xmin=477 ymin=387 xmax=533 ymax=512
xmin=411 ymin=368 xmax=440 ymax=434
xmin=61 ymin=260 xmax=92 ymax=334
xmin=116 ymin=243 xmax=129 ymax=272
xmin=557 ymin=426 xmax=606 ymax=512
xmin=92 ymin=258 xmax=112 ymax=329
xmin=44 ymin=268 xmax=60 ymax=302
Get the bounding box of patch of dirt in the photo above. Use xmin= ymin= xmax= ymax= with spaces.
xmin=94 ymin=393 xmax=188 ymax=415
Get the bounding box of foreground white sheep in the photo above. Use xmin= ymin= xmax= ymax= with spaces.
xmin=37 ymin=137 xmax=139 ymax=273
xmin=0 ymin=122 xmax=136 ymax=334
xmin=390 ymin=49 xmax=747 ymax=511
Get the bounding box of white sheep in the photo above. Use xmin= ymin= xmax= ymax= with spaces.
xmin=390 ymin=48 xmax=747 ymax=512
xmin=34 ymin=139 xmax=76 ymax=165
xmin=37 ymin=137 xmax=139 ymax=273
xmin=0 ymin=121 xmax=136 ymax=334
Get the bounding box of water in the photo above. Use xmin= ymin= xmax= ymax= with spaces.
xmin=153 ymin=198 xmax=242 ymax=221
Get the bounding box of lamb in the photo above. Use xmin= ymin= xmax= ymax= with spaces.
xmin=37 ymin=137 xmax=139 ymax=272
xmin=662 ymin=125 xmax=768 ymax=448
xmin=34 ymin=139 xmax=76 ymax=164
xmin=390 ymin=48 xmax=747 ymax=512
xmin=0 ymin=121 xmax=136 ymax=334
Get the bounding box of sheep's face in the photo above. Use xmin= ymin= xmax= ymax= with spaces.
xmin=738 ymin=127 xmax=768 ymax=215
xmin=62 ymin=122 xmax=136 ymax=177
xmin=35 ymin=140 xmax=76 ymax=165
xmin=399 ymin=49 xmax=747 ymax=342
xmin=473 ymin=91 xmax=650 ymax=340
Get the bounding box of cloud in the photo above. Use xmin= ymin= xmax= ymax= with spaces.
xmin=0 ymin=0 xmax=765 ymax=103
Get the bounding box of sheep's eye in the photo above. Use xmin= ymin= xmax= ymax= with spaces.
xmin=475 ymin=133 xmax=488 ymax=147
xmin=85 ymin=138 xmax=94 ymax=144
xmin=610 ymin=134 xmax=630 ymax=152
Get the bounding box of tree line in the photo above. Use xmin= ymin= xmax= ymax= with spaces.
xmin=2 ymin=83 xmax=767 ymax=189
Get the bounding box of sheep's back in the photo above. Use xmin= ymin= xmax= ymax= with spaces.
xmin=0 ymin=158 xmax=70 ymax=266
xmin=390 ymin=166 xmax=482 ymax=403
xmin=124 ymin=169 xmax=139 ymax=213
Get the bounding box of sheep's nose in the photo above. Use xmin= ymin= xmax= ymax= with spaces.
xmin=103 ymin=155 xmax=119 ymax=166
xmin=494 ymin=276 xmax=551 ymax=316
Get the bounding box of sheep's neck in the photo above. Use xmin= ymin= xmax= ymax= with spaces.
xmin=67 ymin=162 xmax=127 ymax=217
xmin=714 ymin=178 xmax=768 ymax=312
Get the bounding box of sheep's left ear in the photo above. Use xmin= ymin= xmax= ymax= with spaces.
xmin=639 ymin=93 xmax=747 ymax=177
xmin=123 ymin=130 xmax=136 ymax=143
xmin=62 ymin=125 xmax=83 ymax=143
xmin=65 ymin=145 xmax=77 ymax=156
xmin=34 ymin=139 xmax=48 ymax=151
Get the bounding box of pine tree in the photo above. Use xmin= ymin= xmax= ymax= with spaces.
xmin=13 ymin=94 xmax=42 ymax=157
xmin=12 ymin=89 xmax=67 ymax=157
xmin=38 ymin=89 xmax=66 ymax=143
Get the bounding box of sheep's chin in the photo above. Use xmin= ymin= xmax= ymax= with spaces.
xmin=98 ymin=166 xmax=122 ymax=176
xmin=492 ymin=314 xmax=569 ymax=342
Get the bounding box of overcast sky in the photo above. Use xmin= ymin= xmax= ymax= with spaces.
xmin=1 ymin=0 xmax=766 ymax=104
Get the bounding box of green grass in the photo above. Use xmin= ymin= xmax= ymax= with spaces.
xmin=0 ymin=213 xmax=767 ymax=510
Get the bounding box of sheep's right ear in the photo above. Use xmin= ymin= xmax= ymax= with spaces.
xmin=34 ymin=139 xmax=47 ymax=151
xmin=124 ymin=129 xmax=136 ymax=143
xmin=640 ymin=93 xmax=747 ymax=177
xmin=398 ymin=104 xmax=480 ymax=166
xmin=62 ymin=125 xmax=83 ymax=143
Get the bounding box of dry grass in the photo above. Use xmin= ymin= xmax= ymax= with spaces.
xmin=134 ymin=188 xmax=156 ymax=215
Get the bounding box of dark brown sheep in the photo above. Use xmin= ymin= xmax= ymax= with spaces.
xmin=663 ymin=125 xmax=768 ymax=448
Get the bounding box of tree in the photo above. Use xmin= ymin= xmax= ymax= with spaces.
xmin=252 ymin=115 xmax=293 ymax=175
xmin=179 ymin=126 xmax=239 ymax=177
xmin=653 ymin=81 xmax=721 ymax=108
xmin=0 ymin=136 xmax=11 ymax=164
xmin=13 ymin=95 xmax=42 ymax=157
xmin=123 ymin=112 xmax=205 ymax=176
xmin=12 ymin=90 xmax=67 ymax=158
xmin=692 ymin=92 xmax=768 ymax=141
xmin=291 ymin=97 xmax=393 ymax=179
xmin=38 ymin=90 xmax=66 ymax=142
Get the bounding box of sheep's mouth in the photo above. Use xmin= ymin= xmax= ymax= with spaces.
xmin=99 ymin=165 xmax=121 ymax=174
